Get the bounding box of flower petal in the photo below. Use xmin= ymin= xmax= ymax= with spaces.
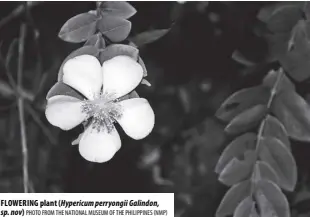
xmin=45 ymin=95 xmax=86 ymax=131
xmin=79 ymin=125 xmax=121 ymax=163
xmin=117 ymin=98 xmax=155 ymax=140
xmin=63 ymin=55 xmax=102 ymax=100
xmin=102 ymin=55 xmax=143 ymax=98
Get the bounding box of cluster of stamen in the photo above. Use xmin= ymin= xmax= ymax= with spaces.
xmin=81 ymin=92 xmax=123 ymax=133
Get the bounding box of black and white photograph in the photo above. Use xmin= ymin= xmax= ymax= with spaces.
xmin=0 ymin=1 xmax=310 ymax=217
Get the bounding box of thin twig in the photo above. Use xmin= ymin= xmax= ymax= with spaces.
xmin=0 ymin=2 xmax=40 ymax=30
xmin=0 ymin=50 xmax=46 ymax=112
xmin=24 ymin=2 xmax=43 ymax=96
xmin=0 ymin=80 xmax=34 ymax=102
xmin=25 ymin=103 xmax=57 ymax=146
xmin=0 ymin=47 xmax=41 ymax=107
xmin=17 ymin=23 xmax=29 ymax=193
xmin=250 ymin=67 xmax=284 ymax=195
xmin=18 ymin=98 xmax=28 ymax=192
xmin=0 ymin=40 xmax=19 ymax=92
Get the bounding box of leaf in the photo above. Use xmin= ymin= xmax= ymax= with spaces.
xmin=141 ymin=79 xmax=151 ymax=87
xmin=272 ymin=90 xmax=310 ymax=142
xmin=254 ymin=161 xmax=279 ymax=185
xmin=72 ymin=133 xmax=83 ymax=145
xmin=231 ymin=50 xmax=256 ymax=67
xmin=262 ymin=115 xmax=291 ymax=150
xmin=100 ymin=44 xmax=139 ymax=63
xmin=99 ymin=1 xmax=136 ymax=19
xmin=255 ymin=190 xmax=278 ymax=217
xmin=257 ymin=2 xmax=303 ymax=23
xmin=130 ymin=29 xmax=170 ymax=47
xmin=259 ymin=137 xmax=297 ymax=191
xmin=57 ymin=46 xmax=100 ymax=81
xmin=233 ymin=197 xmax=254 ymax=217
xmin=225 ymin=104 xmax=267 ymax=135
xmin=216 ymin=86 xmax=270 ymax=122
xmin=258 ymin=2 xmax=303 ymax=33
xmin=97 ymin=16 xmax=131 ymax=42
xmin=118 ymin=91 xmax=139 ymax=101
xmin=58 ymin=12 xmax=98 ymax=43
xmin=46 ymin=81 xmax=84 ymax=100
xmin=262 ymin=69 xmax=295 ymax=93
xmin=215 ymin=133 xmax=256 ymax=174
xmin=256 ymin=180 xmax=290 ymax=217
xmin=219 ymin=150 xmax=256 ymax=186
xmin=216 ymin=180 xmax=251 ymax=217
xmin=285 ymin=20 xmax=310 ymax=81
xmin=266 ymin=21 xmax=310 ymax=81
xmin=267 ymin=6 xmax=302 ymax=34
xmin=84 ymin=33 xmax=106 ymax=49
xmin=138 ymin=56 xmax=147 ymax=77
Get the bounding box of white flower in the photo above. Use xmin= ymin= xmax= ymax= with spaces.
xmin=45 ymin=55 xmax=155 ymax=163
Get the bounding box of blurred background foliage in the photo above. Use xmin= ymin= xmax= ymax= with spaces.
xmin=1 ymin=1 xmax=310 ymax=217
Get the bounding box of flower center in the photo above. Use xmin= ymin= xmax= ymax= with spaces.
xmin=81 ymin=92 xmax=122 ymax=133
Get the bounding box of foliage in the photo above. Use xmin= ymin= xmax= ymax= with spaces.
xmin=216 ymin=2 xmax=310 ymax=217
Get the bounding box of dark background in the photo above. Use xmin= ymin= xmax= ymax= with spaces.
xmin=0 ymin=2 xmax=310 ymax=217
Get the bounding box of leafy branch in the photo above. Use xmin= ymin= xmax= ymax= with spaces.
xmin=215 ymin=2 xmax=310 ymax=217
xmin=215 ymin=67 xmax=297 ymax=217
xmin=48 ymin=1 xmax=171 ymax=102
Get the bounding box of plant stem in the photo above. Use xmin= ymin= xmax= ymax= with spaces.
xmin=255 ymin=68 xmax=284 ymax=152
xmin=17 ymin=23 xmax=29 ymax=193
xmin=250 ymin=68 xmax=284 ymax=195
xmin=18 ymin=98 xmax=28 ymax=193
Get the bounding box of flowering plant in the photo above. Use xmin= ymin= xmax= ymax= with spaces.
xmin=46 ymin=54 xmax=154 ymax=163
xmin=44 ymin=2 xmax=168 ymax=163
